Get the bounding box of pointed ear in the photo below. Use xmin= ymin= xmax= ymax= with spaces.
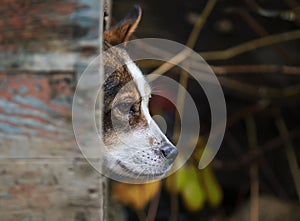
xmin=104 ymin=5 xmax=142 ymax=45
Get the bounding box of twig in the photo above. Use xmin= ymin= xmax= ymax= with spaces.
xmin=139 ymin=30 xmax=300 ymax=66
xmin=135 ymin=209 xmax=148 ymax=221
xmin=284 ymin=0 xmax=300 ymax=27
xmin=230 ymin=5 xmax=293 ymax=63
xmin=147 ymin=182 xmax=162 ymax=221
xmin=212 ymin=65 xmax=300 ymax=75
xmin=219 ymin=77 xmax=300 ymax=99
xmin=148 ymin=48 xmax=192 ymax=80
xmin=169 ymin=1 xmax=217 ymax=220
xmin=200 ymin=29 xmax=300 ymax=60
xmin=172 ymin=0 xmax=217 ymax=143
xmin=274 ymin=111 xmax=300 ymax=202
xmin=213 ymin=127 xmax=300 ymax=170
xmin=186 ymin=0 xmax=217 ymax=48
xmin=223 ymin=133 xmax=288 ymax=198
xmin=246 ymin=117 xmax=259 ymax=221
xmin=168 ymin=193 xmax=179 ymax=221
xmin=140 ymin=60 xmax=300 ymax=75
xmin=259 ymin=157 xmax=288 ymax=199
xmin=227 ymin=102 xmax=270 ymax=128
xmin=149 ymin=0 xmax=217 ymax=80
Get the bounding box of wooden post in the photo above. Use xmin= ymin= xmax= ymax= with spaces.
xmin=0 ymin=1 xmax=107 ymax=220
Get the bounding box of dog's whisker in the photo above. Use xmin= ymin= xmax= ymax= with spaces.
xmin=136 ymin=167 xmax=147 ymax=180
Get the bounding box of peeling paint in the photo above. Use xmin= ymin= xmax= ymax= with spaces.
xmin=0 ymin=114 xmax=62 ymax=132
xmin=0 ymin=99 xmax=50 ymax=120
xmin=0 ymin=0 xmax=104 ymax=219
xmin=12 ymin=95 xmax=61 ymax=115
xmin=18 ymin=86 xmax=28 ymax=94
xmin=0 ymin=122 xmax=23 ymax=134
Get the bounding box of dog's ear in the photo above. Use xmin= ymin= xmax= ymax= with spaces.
xmin=104 ymin=5 xmax=142 ymax=45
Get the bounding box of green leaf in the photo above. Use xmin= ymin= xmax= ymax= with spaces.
xmin=201 ymin=166 xmax=223 ymax=207
xmin=181 ymin=165 xmax=206 ymax=211
xmin=165 ymin=165 xmax=189 ymax=194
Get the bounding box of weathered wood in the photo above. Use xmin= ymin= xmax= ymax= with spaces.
xmin=0 ymin=0 xmax=101 ymax=71
xmin=0 ymin=0 xmax=107 ymax=220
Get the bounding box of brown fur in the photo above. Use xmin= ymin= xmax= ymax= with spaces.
xmin=102 ymin=5 xmax=145 ymax=139
xmin=101 ymin=5 xmax=178 ymax=180
xmin=103 ymin=5 xmax=141 ymax=46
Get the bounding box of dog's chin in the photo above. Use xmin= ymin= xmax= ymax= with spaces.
xmin=118 ymin=160 xmax=171 ymax=179
xmin=103 ymin=156 xmax=173 ymax=182
xmin=108 ymin=166 xmax=170 ymax=182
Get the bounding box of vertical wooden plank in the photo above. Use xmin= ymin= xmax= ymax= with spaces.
xmin=97 ymin=0 xmax=107 ymax=219
xmin=0 ymin=0 xmax=107 ymax=220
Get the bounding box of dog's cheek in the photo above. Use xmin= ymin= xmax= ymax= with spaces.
xmin=129 ymin=114 xmax=148 ymax=130
xmin=111 ymin=109 xmax=130 ymax=129
xmin=103 ymin=111 xmax=112 ymax=134
xmin=148 ymin=137 xmax=154 ymax=146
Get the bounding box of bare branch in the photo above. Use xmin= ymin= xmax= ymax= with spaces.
xmin=200 ymin=29 xmax=300 ymax=60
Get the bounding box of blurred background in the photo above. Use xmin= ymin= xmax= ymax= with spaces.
xmin=0 ymin=0 xmax=300 ymax=221
xmin=110 ymin=0 xmax=300 ymax=221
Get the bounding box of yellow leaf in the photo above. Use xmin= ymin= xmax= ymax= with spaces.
xmin=201 ymin=166 xmax=223 ymax=207
xmin=112 ymin=181 xmax=160 ymax=210
xmin=181 ymin=165 xmax=206 ymax=211
xmin=165 ymin=173 xmax=177 ymax=193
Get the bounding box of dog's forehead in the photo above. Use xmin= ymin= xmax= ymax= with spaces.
xmin=103 ymin=44 xmax=150 ymax=97
xmin=103 ymin=46 xmax=129 ymax=74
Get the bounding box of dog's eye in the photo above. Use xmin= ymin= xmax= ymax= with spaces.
xmin=115 ymin=102 xmax=134 ymax=115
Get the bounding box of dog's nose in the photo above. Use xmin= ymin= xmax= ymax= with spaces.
xmin=161 ymin=144 xmax=178 ymax=162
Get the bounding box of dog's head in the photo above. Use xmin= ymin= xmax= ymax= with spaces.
xmin=102 ymin=5 xmax=178 ymax=181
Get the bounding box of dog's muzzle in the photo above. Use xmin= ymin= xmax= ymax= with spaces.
xmin=160 ymin=144 xmax=178 ymax=164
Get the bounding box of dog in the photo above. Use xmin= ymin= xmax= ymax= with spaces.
xmin=101 ymin=5 xmax=178 ymax=181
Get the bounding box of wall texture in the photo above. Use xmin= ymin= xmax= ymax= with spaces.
xmin=0 ymin=1 xmax=107 ymax=220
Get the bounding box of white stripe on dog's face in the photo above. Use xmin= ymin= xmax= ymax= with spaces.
xmin=126 ymin=62 xmax=147 ymax=96
xmin=125 ymin=59 xmax=174 ymax=146
xmin=126 ymin=61 xmax=152 ymax=125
